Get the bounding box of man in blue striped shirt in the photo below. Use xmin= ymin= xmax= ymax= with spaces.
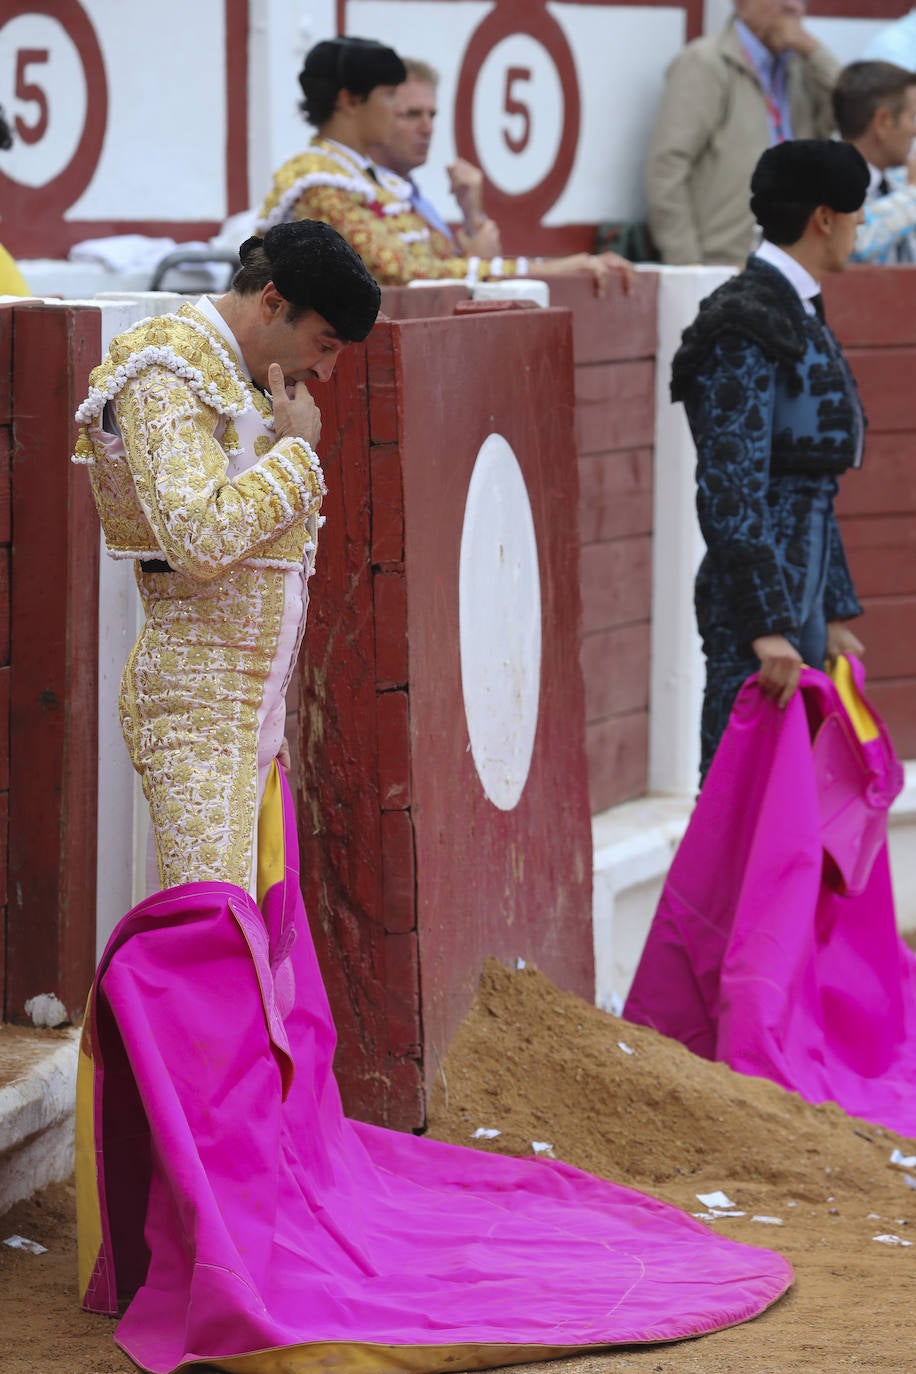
xmin=834 ymin=61 xmax=916 ymax=262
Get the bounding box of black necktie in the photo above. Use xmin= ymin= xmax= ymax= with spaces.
xmin=878 ymin=175 xmax=891 ymax=196
xmin=811 ymin=293 xmax=826 ymax=323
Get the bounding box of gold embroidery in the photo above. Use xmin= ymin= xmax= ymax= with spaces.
xmin=75 ymin=304 xmax=322 ymax=572
xmin=75 ymin=304 xmax=321 ymax=891
xmin=257 ymin=140 xmax=518 ymax=286
xmin=120 ymin=566 xmax=287 ymax=889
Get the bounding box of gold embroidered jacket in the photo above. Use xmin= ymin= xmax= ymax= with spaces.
xmin=256 ymin=138 xmax=526 ymax=286
xmin=73 ymin=303 xmax=325 ymax=578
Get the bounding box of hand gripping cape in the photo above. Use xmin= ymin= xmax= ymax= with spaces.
xmin=76 ymin=766 xmax=792 ymax=1374
xmin=625 ymin=657 xmax=916 ymax=1135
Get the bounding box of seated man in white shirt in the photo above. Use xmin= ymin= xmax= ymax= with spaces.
xmin=834 ymin=60 xmax=916 ymax=261
xmin=368 ymin=57 xmax=502 ymax=259
xmin=367 ymin=57 xmax=634 ymax=292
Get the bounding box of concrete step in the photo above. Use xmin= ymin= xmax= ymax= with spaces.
xmin=0 ymin=1024 xmax=80 ymax=1215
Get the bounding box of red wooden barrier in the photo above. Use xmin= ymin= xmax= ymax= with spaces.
xmin=826 ymin=267 xmax=916 ymax=757
xmin=0 ymin=308 xmax=12 ymax=1011
xmin=298 ymin=307 xmax=593 ymax=1129
xmin=6 ymin=303 xmax=100 ymax=1022
xmin=549 ymin=274 xmax=658 ymax=812
xmin=378 ymin=275 xmax=659 ymax=815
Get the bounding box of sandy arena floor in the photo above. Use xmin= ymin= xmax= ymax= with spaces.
xmin=1 ymin=958 xmax=914 ymax=1373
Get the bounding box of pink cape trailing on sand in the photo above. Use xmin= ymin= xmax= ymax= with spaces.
xmin=76 ymin=767 xmax=792 ymax=1374
xmin=625 ymin=657 xmax=916 ymax=1135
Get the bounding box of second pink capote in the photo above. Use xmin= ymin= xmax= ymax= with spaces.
xmin=77 ymin=766 xmax=792 ymax=1374
xmin=625 ymin=660 xmax=916 ymax=1136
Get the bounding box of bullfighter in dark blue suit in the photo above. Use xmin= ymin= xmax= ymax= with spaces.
xmin=671 ymin=139 xmax=870 ymax=781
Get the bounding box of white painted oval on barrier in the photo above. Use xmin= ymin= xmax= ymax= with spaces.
xmin=459 ymin=433 xmax=542 ymax=811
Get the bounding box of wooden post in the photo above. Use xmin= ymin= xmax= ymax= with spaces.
xmin=6 ymin=303 xmax=100 ymax=1022
xmin=0 ymin=306 xmax=13 ymax=1013
xmin=298 ymin=307 xmax=594 ymax=1130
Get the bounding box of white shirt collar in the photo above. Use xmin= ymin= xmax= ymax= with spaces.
xmin=194 ymin=294 xmax=252 ymax=381
xmin=753 ymin=240 xmax=821 ymax=312
xmin=867 ymin=161 xmax=885 ymax=195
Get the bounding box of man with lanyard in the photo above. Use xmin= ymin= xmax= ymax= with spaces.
xmin=646 ymin=0 xmax=839 ymax=265
xmin=258 ymin=36 xmax=632 ymax=294
xmin=368 ymin=58 xmax=503 ymax=262
xmin=670 ymin=139 xmax=868 ymax=781
xmin=833 ymin=60 xmax=916 ymax=263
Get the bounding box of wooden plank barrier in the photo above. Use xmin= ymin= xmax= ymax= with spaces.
xmin=825 ymin=266 xmax=916 ymax=758
xmin=377 ymin=274 xmax=659 ymax=815
xmin=551 ymin=272 xmax=658 ymax=812
xmin=298 ymin=307 xmax=593 ymax=1129
xmin=5 ymin=302 xmax=100 ymax=1022
xmin=0 ymin=307 xmax=12 ymax=1012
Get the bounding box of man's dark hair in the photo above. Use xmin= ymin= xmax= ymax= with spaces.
xmin=232 ymin=221 xmax=381 ymax=342
xmin=754 ymin=201 xmax=819 ymax=246
xmin=833 ymin=60 xmax=916 ymax=140
xmin=231 ymin=245 xmax=309 ymax=322
xmin=299 ymin=77 xmax=350 ymax=128
xmin=298 ymin=37 xmax=406 ymax=128
xmin=750 ymin=140 xmax=869 ymax=244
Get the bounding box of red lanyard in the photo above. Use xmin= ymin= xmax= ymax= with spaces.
xmin=738 ymin=37 xmax=788 ymax=143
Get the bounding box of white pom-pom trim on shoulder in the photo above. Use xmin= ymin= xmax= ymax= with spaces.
xmin=74 ymin=343 xmax=248 ymax=427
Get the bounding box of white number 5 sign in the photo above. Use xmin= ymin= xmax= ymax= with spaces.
xmin=0 ymin=0 xmax=107 ymax=220
xmin=455 ymin=1 xmax=580 ymax=223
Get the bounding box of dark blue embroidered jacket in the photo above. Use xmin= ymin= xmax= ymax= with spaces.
xmin=671 ymin=256 xmax=863 ymax=645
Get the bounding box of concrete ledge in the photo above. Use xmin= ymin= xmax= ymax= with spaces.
xmin=592 ymin=793 xmax=691 ymax=1014
xmin=0 ymin=1027 xmax=79 ymax=1214
xmin=888 ymin=762 xmax=916 ymax=929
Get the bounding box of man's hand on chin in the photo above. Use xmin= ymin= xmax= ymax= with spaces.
xmin=763 ymin=15 xmax=818 ymax=55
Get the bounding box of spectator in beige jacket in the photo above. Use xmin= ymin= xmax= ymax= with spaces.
xmin=646 ymin=0 xmax=839 ymax=265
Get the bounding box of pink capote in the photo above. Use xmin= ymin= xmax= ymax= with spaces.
xmin=625 ymin=660 xmax=916 ymax=1136
xmin=79 ymin=768 xmax=792 ymax=1374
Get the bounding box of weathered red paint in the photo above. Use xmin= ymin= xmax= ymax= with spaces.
xmin=847 ymin=349 xmax=916 ymax=431
xmin=585 ymin=713 xmax=650 ymax=815
xmin=825 ymin=267 xmax=916 ymax=347
xmin=380 ymin=273 xmax=658 ymax=814
xmin=298 ymin=306 xmax=593 ymax=1129
xmin=225 ymin=0 xmax=250 ymax=215
xmin=578 ymin=448 xmax=654 ymax=544
xmin=552 ymin=275 xmax=658 ymax=364
xmin=579 ymin=536 xmax=652 ymax=635
xmin=842 ymin=517 xmax=916 ymax=598
xmin=7 ymin=303 xmax=99 ymax=1022
xmin=369 ymin=443 xmax=405 ymax=564
xmin=574 ymin=359 xmax=656 ymax=455
xmin=825 ymin=268 xmax=916 ymax=762
xmin=581 ymin=623 xmax=651 ymax=720
xmin=376 ymin=690 xmax=411 ymax=809
xmin=378 ymin=285 xmax=469 ymax=320
xmin=868 ymin=681 xmax=916 ymax=758
xmin=837 ymin=433 xmax=916 ymax=517
xmin=0 ymin=307 xmax=10 ymax=1007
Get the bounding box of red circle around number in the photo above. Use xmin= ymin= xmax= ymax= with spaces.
xmin=454 ymin=0 xmax=580 ymax=226
xmin=0 ymin=0 xmax=108 ymax=219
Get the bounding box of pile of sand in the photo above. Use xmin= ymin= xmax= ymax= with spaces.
xmin=425 ymin=960 xmax=916 ymax=1373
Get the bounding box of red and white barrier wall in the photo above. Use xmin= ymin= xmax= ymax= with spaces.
xmin=4 ymin=0 xmax=908 ymax=270
xmin=3 ymin=262 xmax=916 ymax=1123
